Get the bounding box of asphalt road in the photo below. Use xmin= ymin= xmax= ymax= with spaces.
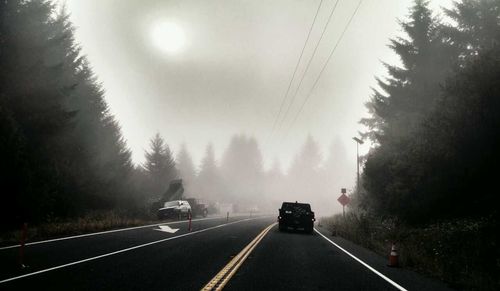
xmin=0 ymin=216 xmax=452 ymax=290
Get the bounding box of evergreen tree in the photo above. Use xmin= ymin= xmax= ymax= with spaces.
xmin=322 ymin=138 xmax=353 ymax=209
xmin=196 ymin=143 xmax=222 ymax=201
xmin=0 ymin=0 xmax=81 ymax=224
xmin=220 ymin=134 xmax=264 ymax=203
xmin=143 ymin=133 xmax=178 ymax=201
xmin=176 ymin=143 xmax=197 ymax=195
xmin=0 ymin=100 xmax=28 ymax=227
xmin=54 ymin=10 xmax=135 ymax=210
xmin=361 ymin=0 xmax=500 ymax=223
xmin=264 ymin=158 xmax=284 ymax=200
xmin=323 ymin=138 xmax=350 ymax=184
xmin=288 ymin=135 xmax=322 ymax=178
xmin=286 ymin=135 xmax=323 ymax=199
xmin=361 ymin=0 xmax=456 ymax=142
xmin=0 ymin=1 xmax=140 ymax=227
xmin=360 ymin=0 xmax=456 ymax=219
xmin=443 ymin=0 xmax=500 ymax=61
xmin=386 ymin=0 xmax=500 ymax=221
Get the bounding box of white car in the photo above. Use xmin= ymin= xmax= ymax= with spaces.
xmin=157 ymin=200 xmax=191 ymax=219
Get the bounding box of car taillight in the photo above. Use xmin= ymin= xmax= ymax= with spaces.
xmin=278 ymin=216 xmax=282 ymax=220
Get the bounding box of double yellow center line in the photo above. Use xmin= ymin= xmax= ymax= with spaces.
xmin=201 ymin=222 xmax=276 ymax=291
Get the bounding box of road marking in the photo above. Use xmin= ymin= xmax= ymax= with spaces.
xmin=0 ymin=216 xmax=224 ymax=250
xmin=314 ymin=229 xmax=408 ymax=291
xmin=202 ymin=222 xmax=276 ymax=291
xmin=0 ymin=218 xmax=262 ymax=284
xmin=155 ymin=225 xmax=179 ymax=233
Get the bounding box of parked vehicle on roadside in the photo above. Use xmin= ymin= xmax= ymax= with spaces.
xmin=278 ymin=201 xmax=315 ymax=233
xmin=157 ymin=200 xmax=191 ymax=219
xmin=186 ymin=198 xmax=208 ymax=218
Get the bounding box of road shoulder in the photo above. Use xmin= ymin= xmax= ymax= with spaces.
xmin=315 ymin=225 xmax=454 ymax=291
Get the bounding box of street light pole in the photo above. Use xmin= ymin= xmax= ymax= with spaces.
xmin=352 ymin=137 xmax=364 ymax=191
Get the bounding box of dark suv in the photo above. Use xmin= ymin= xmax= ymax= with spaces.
xmin=278 ymin=201 xmax=315 ymax=233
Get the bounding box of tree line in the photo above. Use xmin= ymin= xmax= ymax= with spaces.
xmin=358 ymin=0 xmax=500 ymax=225
xmin=140 ymin=133 xmax=352 ymax=215
xmin=0 ymin=0 xmax=139 ymax=230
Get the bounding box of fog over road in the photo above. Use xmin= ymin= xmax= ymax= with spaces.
xmin=0 ymin=216 xmax=451 ymax=290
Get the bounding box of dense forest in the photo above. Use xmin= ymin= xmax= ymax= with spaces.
xmin=0 ymin=0 xmax=140 ymax=229
xmin=336 ymin=1 xmax=500 ymax=288
xmin=357 ymin=0 xmax=500 ymax=225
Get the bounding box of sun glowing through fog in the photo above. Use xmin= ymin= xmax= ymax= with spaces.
xmin=151 ymin=21 xmax=186 ymax=54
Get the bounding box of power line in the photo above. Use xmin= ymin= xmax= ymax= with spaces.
xmin=274 ymin=0 xmax=340 ymax=134
xmin=283 ymin=0 xmax=364 ymax=138
xmin=267 ymin=0 xmax=325 ymax=139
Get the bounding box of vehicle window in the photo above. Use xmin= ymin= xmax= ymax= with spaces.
xmin=282 ymin=203 xmax=311 ymax=212
xmin=164 ymin=201 xmax=179 ymax=207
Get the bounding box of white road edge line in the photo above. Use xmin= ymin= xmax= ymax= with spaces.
xmin=314 ymin=228 xmax=408 ymax=291
xmin=0 ymin=216 xmax=224 ymax=250
xmin=0 ymin=217 xmax=261 ymax=284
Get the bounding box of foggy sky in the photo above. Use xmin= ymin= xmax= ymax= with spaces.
xmin=61 ymin=0 xmax=453 ymax=187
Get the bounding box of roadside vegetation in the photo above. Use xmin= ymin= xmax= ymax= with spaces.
xmin=322 ymin=213 xmax=497 ymax=290
xmin=332 ymin=1 xmax=500 ymax=290
xmin=0 ymin=210 xmax=166 ymax=247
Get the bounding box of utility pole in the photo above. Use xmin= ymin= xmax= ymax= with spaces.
xmin=352 ymin=137 xmax=364 ymax=191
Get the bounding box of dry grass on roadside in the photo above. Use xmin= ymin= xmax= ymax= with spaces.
xmin=320 ymin=213 xmax=499 ymax=291
xmin=0 ymin=211 xmax=168 ymax=247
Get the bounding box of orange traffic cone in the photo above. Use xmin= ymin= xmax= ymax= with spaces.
xmin=388 ymin=243 xmax=399 ymax=267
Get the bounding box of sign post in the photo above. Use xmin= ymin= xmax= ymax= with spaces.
xmin=337 ymin=188 xmax=350 ymax=218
